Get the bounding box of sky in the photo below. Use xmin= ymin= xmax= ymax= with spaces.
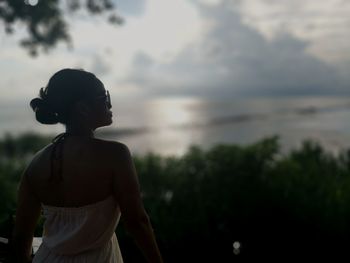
xmin=0 ymin=0 xmax=349 ymax=103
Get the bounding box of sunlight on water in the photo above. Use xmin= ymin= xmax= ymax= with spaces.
xmin=148 ymin=97 xmax=200 ymax=127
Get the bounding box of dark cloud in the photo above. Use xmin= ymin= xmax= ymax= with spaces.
xmin=123 ymin=0 xmax=348 ymax=98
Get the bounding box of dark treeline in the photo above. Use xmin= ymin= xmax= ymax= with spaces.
xmin=1 ymin=132 xmax=350 ymax=261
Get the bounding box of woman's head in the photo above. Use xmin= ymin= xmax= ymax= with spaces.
xmin=30 ymin=68 xmax=113 ymax=128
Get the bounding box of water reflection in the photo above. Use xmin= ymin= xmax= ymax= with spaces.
xmin=105 ymin=97 xmax=204 ymax=156
xmin=148 ymin=97 xmax=199 ymax=127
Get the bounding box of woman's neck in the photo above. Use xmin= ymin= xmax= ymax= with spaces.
xmin=65 ymin=126 xmax=95 ymax=138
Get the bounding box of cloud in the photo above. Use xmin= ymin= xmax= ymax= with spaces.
xmin=0 ymin=0 xmax=349 ymax=102
xmin=236 ymin=0 xmax=350 ymax=65
xmin=115 ymin=0 xmax=146 ymax=17
xmin=121 ymin=0 xmax=348 ymax=98
xmin=90 ymin=53 xmax=112 ymax=76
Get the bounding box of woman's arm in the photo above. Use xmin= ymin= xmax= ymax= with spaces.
xmin=12 ymin=167 xmax=41 ymax=263
xmin=111 ymin=143 xmax=164 ymax=263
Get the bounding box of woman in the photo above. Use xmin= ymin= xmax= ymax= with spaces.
xmin=12 ymin=69 xmax=163 ymax=263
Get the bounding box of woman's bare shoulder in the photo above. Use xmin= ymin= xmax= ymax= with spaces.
xmin=92 ymin=137 xmax=125 ymax=148
xmin=92 ymin=138 xmax=130 ymax=156
xmin=20 ymin=143 xmax=53 ymax=177
xmin=30 ymin=143 xmax=53 ymax=163
xmin=27 ymin=138 xmax=131 ymax=170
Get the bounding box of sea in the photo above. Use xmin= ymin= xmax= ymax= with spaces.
xmin=2 ymin=96 xmax=350 ymax=157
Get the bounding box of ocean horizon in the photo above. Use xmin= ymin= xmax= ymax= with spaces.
xmin=2 ymin=95 xmax=350 ymax=156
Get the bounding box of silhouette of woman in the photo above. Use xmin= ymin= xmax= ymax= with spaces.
xmin=12 ymin=69 xmax=163 ymax=263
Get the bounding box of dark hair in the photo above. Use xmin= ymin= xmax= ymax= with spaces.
xmin=30 ymin=68 xmax=101 ymax=125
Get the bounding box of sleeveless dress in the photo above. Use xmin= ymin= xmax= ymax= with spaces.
xmin=32 ymin=195 xmax=124 ymax=263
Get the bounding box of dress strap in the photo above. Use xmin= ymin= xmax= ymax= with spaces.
xmin=52 ymin=132 xmax=69 ymax=143
xmin=49 ymin=132 xmax=69 ymax=183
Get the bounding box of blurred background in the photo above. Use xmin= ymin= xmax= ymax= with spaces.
xmin=1 ymin=0 xmax=350 ymax=156
xmin=1 ymin=0 xmax=350 ymax=261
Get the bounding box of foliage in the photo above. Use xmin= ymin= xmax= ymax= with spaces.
xmin=0 ymin=0 xmax=123 ymax=56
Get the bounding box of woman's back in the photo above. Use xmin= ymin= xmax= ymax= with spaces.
xmin=28 ymin=137 xmax=126 ymax=262
xmin=28 ymin=136 xmax=119 ymax=208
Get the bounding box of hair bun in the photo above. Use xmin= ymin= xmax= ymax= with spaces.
xmin=30 ymin=97 xmax=59 ymax=124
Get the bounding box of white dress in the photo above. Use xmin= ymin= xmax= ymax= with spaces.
xmin=33 ymin=195 xmax=124 ymax=263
